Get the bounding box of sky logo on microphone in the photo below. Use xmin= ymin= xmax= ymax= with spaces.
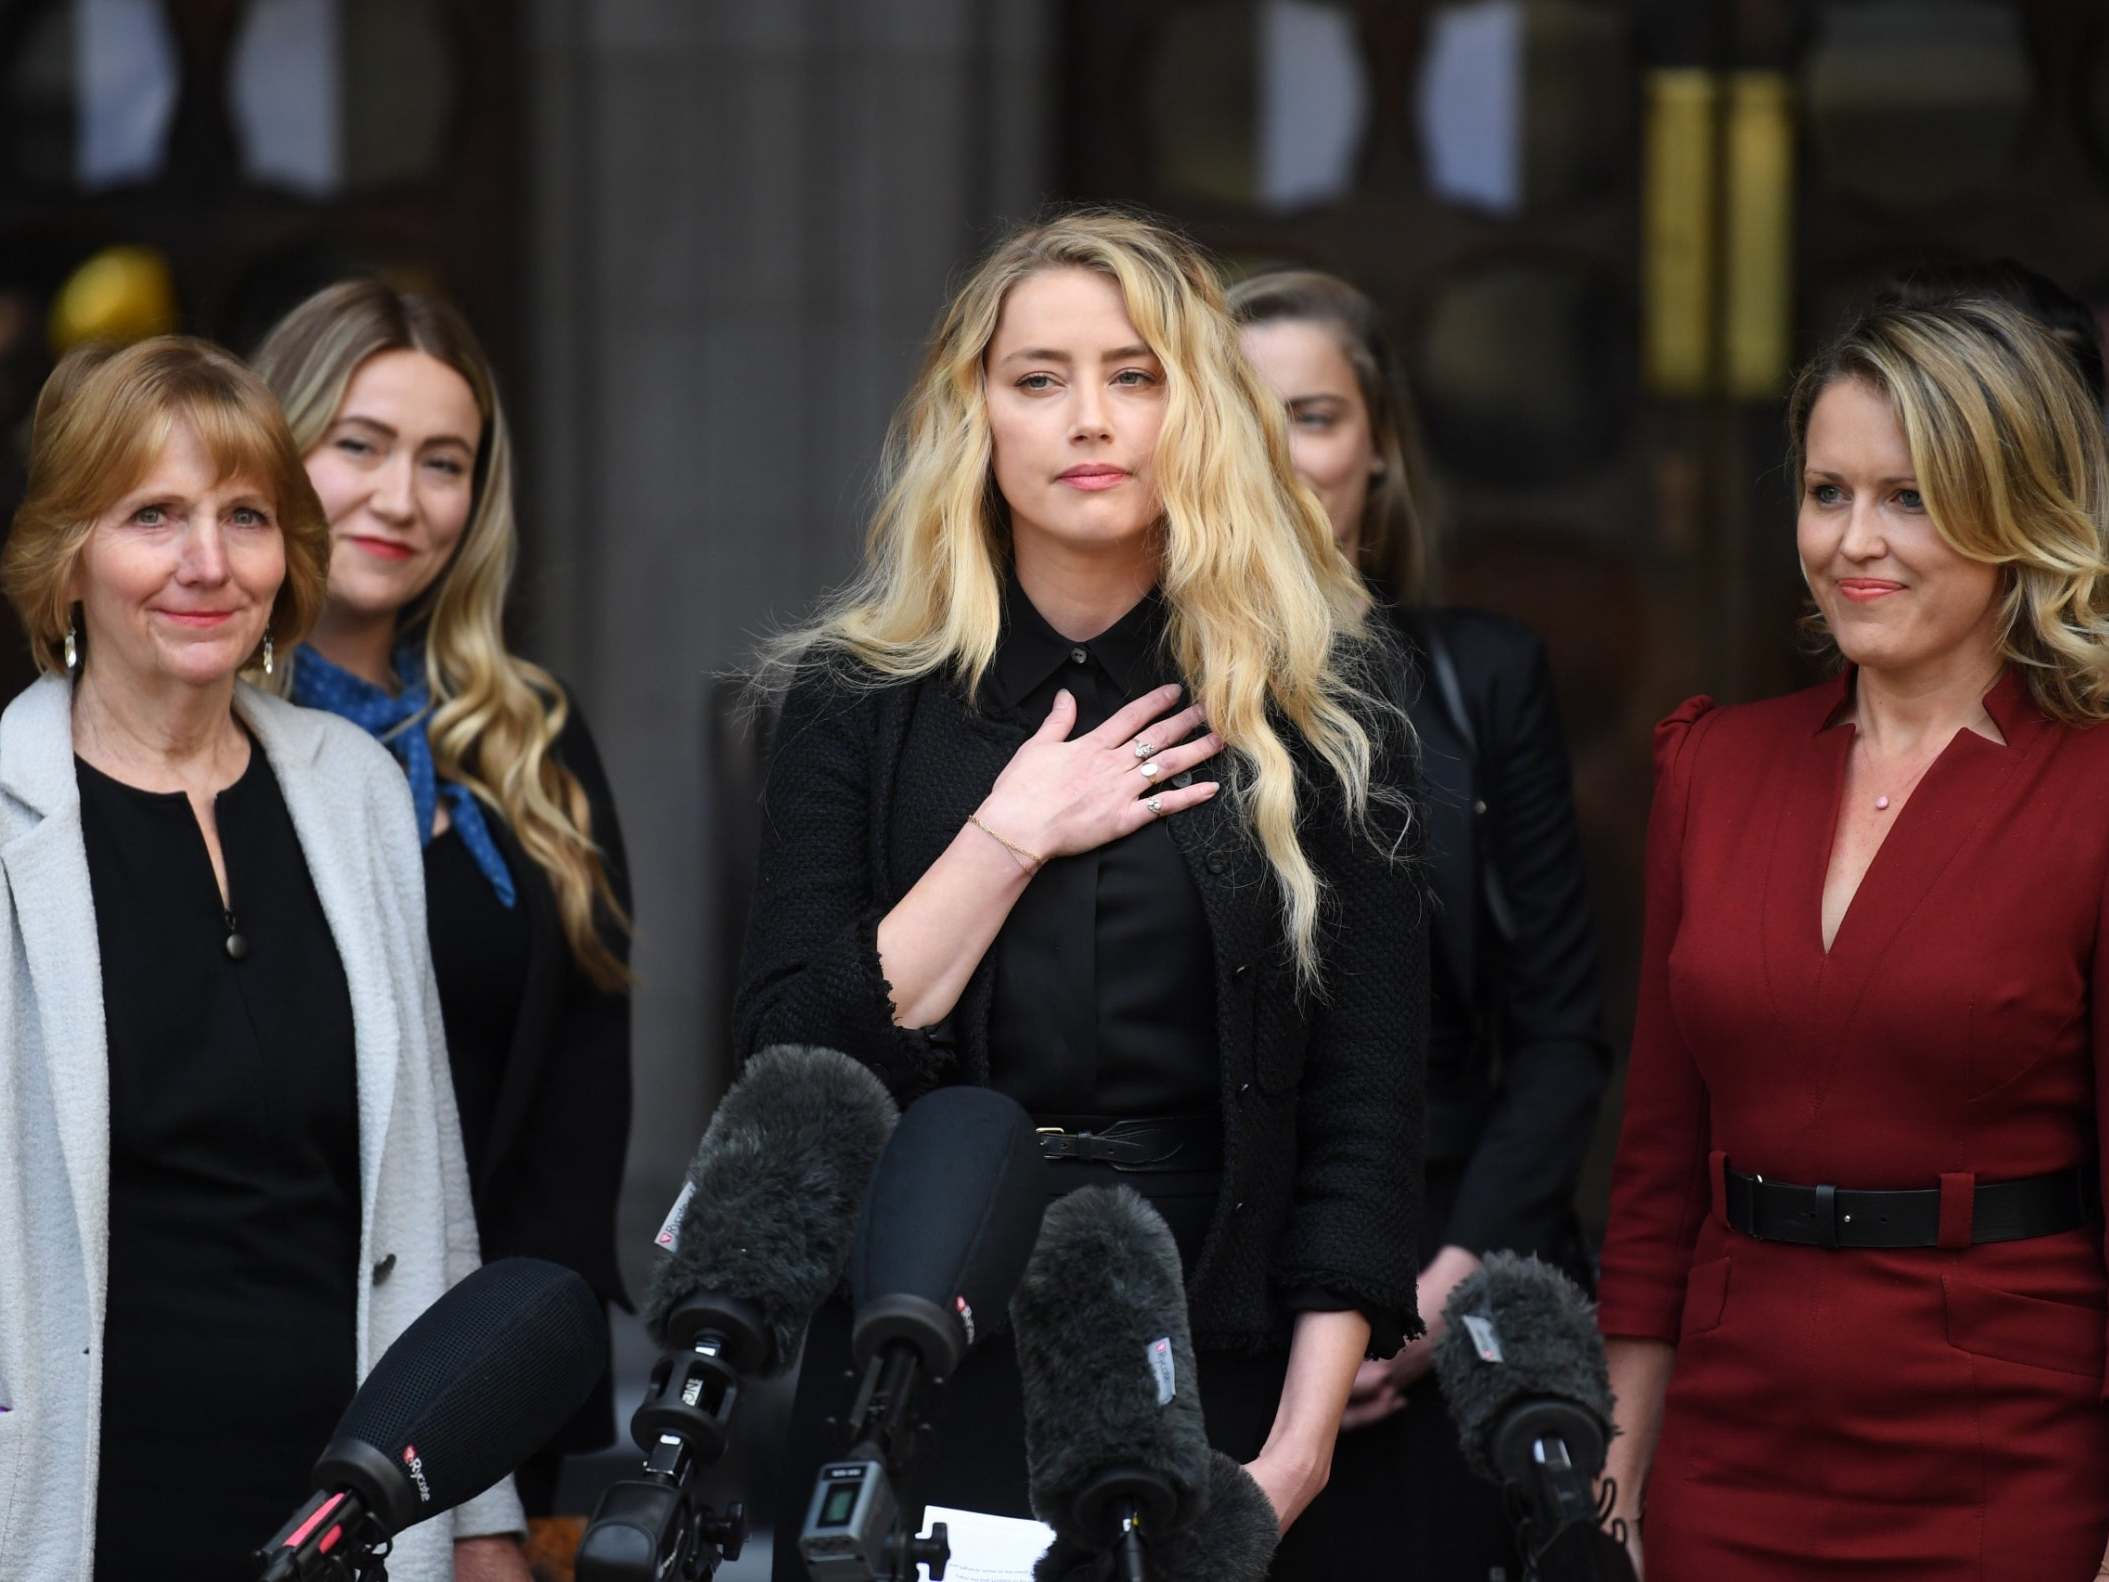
xmin=1147 ymin=1336 xmax=1175 ymax=1406
xmin=401 ymin=1443 xmax=433 ymax=1504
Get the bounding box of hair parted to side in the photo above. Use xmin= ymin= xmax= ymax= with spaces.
xmin=1226 ymin=268 xmax=1439 ymax=602
xmin=1786 ymin=295 xmax=2109 ymax=725
xmin=253 ymin=280 xmax=631 ymax=989
xmin=760 ymin=207 xmax=1411 ymax=989
xmin=4 ymin=335 xmax=330 ymax=680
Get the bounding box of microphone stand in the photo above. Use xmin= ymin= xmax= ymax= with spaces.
xmin=575 ymin=1297 xmax=756 ymax=1582
xmin=1506 ymin=1435 xmax=1639 ymax=1582
xmin=799 ymin=1343 xmax=951 ymax=1581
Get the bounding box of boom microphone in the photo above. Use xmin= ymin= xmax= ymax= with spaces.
xmin=1032 ymin=1452 xmax=1280 ymax=1582
xmin=801 ymin=1084 xmax=1047 ymax=1581
xmin=645 ymin=1043 xmax=902 ymax=1370
xmin=256 ymin=1258 xmax=606 ymax=1581
xmin=581 ymin=1044 xmax=900 ymax=1581
xmin=1012 ymin=1186 xmax=1277 ymax=1582
xmin=1434 ymin=1252 xmax=1635 ymax=1582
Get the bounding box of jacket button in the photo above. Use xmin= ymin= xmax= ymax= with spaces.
xmin=1238 ymin=1081 xmax=1252 ymax=1097
xmin=1070 ymin=647 xmax=1089 ymax=665
xmin=1473 ymin=799 xmax=1488 ymax=816
xmin=1206 ymin=852 xmax=1229 ymax=875
xmin=373 ymin=1253 xmax=396 ymax=1284
xmin=1233 ymin=962 xmax=1249 ymax=977
xmin=1172 ymin=771 xmax=1194 ymax=789
xmin=1233 ymin=1200 xmax=1247 ymax=1214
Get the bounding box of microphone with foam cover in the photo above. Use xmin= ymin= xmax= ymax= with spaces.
xmin=580 ymin=1045 xmax=899 ymax=1581
xmin=1435 ymin=1252 xmax=1634 ymax=1582
xmin=645 ymin=1043 xmax=901 ymax=1374
xmin=256 ymin=1258 xmax=606 ymax=1580
xmin=801 ymin=1084 xmax=1046 ymax=1581
xmin=847 ymin=1083 xmax=1047 ymax=1379
xmin=1012 ymin=1186 xmax=1279 ymax=1582
xmin=1031 ymin=1452 xmax=1281 ymax=1582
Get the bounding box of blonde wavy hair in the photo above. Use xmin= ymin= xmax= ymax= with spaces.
xmin=762 ymin=208 xmax=1408 ymax=988
xmin=5 ymin=336 xmax=330 ymax=677
xmin=254 ymin=281 xmax=631 ymax=989
xmin=1787 ymin=295 xmax=2109 ymax=725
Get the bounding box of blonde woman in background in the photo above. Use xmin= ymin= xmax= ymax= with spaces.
xmin=739 ymin=208 xmax=1426 ymax=1579
xmin=0 ymin=337 xmax=526 ymax=1580
xmin=1233 ymin=268 xmax=1609 ymax=1580
xmin=1598 ymin=298 xmax=2109 ymax=1578
xmin=253 ymin=283 xmax=633 ymax=1524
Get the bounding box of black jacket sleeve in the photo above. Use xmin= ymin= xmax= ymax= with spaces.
xmin=1273 ymin=634 xmax=1428 ymax=1348
xmin=731 ymin=665 xmax=950 ymax=1095
xmin=1440 ymin=615 xmax=1610 ymax=1261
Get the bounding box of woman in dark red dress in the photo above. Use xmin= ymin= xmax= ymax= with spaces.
xmin=1597 ymin=296 xmax=2109 ymax=1580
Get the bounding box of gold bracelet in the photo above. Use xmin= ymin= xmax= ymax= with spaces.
xmin=967 ymin=812 xmax=1043 ymax=874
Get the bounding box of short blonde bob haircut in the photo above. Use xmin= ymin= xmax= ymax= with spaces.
xmin=5 ymin=335 xmax=330 ymax=678
xmin=1787 ymin=296 xmax=2109 ymax=725
xmin=762 ymin=207 xmax=1409 ymax=989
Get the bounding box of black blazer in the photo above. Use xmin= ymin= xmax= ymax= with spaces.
xmin=734 ymin=653 xmax=1428 ymax=1354
xmin=1399 ymin=607 xmax=1608 ymax=1263
xmin=468 ymin=698 xmax=633 ymax=1449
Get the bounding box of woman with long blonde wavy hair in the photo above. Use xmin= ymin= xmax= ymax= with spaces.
xmin=253 ymin=281 xmax=632 ymax=1522
xmin=1597 ymin=295 xmax=2109 ymax=1581
xmin=740 ymin=209 xmax=1426 ymax=1578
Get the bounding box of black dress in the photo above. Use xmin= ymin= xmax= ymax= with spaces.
xmin=416 ymin=702 xmax=633 ymax=1515
xmin=1364 ymin=606 xmax=1610 ymax=1581
xmin=767 ymin=585 xmax=1413 ymax=1581
xmin=79 ymin=747 xmax=361 ymax=1581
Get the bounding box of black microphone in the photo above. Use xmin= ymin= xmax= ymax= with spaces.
xmin=580 ymin=1044 xmax=900 ymax=1581
xmin=1031 ymin=1452 xmax=1280 ymax=1582
xmin=1434 ymin=1252 xmax=1637 ymax=1582
xmin=256 ymin=1257 xmax=607 ymax=1581
xmin=1012 ymin=1185 xmax=1278 ymax=1582
xmin=800 ymin=1083 xmax=1047 ymax=1582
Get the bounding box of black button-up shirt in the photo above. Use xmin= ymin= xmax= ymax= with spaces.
xmin=982 ymin=580 xmax=1218 ymax=1122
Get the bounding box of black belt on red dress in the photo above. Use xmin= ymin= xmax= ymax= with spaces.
xmin=1033 ymin=1115 xmax=1222 ymax=1173
xmin=1722 ymin=1161 xmax=2100 ymax=1249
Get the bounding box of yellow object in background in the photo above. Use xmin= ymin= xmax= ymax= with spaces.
xmin=1642 ymin=70 xmax=1719 ymax=399
xmin=48 ymin=246 xmax=178 ymax=353
xmin=1723 ymin=72 xmax=1796 ymax=400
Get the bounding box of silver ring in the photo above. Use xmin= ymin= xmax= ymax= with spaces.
xmin=1133 ymin=739 xmax=1155 ymax=759
xmin=1146 ymin=794 xmax=1164 ymax=816
xmin=1138 ymin=760 xmax=1161 ymax=781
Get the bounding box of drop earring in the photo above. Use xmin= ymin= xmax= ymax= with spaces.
xmin=63 ymin=623 xmax=77 ymax=671
xmin=262 ymin=633 xmax=274 ymax=676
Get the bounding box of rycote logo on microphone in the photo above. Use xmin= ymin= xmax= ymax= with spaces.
xmin=955 ymin=1294 xmax=976 ymax=1345
xmin=400 ymin=1443 xmax=433 ymax=1504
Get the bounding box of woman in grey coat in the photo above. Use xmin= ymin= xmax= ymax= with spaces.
xmin=0 ymin=337 xmax=527 ymax=1581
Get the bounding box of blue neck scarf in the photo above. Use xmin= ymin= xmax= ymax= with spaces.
xmin=290 ymin=642 xmax=517 ymax=908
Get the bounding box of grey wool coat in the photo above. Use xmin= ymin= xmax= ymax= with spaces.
xmin=0 ymin=674 xmax=522 ymax=1581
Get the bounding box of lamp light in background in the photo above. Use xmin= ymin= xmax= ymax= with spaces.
xmin=48 ymin=244 xmax=177 ymax=352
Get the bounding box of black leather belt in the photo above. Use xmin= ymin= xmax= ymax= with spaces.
xmin=1034 ymin=1116 xmax=1222 ymax=1173
xmin=1723 ymin=1162 xmax=2099 ymax=1249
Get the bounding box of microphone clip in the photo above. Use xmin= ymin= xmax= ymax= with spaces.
xmin=254 ymin=1488 xmax=392 ymax=1582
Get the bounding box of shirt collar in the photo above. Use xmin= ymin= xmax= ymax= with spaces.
xmin=991 ymin=576 xmax=1172 ymax=710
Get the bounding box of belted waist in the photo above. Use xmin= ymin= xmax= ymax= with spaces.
xmin=1722 ymin=1160 xmax=2100 ymax=1250
xmin=1034 ymin=1114 xmax=1223 ymax=1173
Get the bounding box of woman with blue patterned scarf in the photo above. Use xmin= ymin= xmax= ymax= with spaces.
xmin=253 ymin=281 xmax=634 ymax=1531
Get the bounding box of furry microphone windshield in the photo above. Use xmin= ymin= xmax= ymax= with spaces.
xmin=642 ymin=1043 xmax=898 ymax=1374
xmin=1434 ymin=1250 xmax=1616 ymax=1486
xmin=1012 ymin=1185 xmax=1214 ymax=1551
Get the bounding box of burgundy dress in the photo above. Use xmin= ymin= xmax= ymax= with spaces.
xmin=1598 ymin=668 xmax=2109 ymax=1580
